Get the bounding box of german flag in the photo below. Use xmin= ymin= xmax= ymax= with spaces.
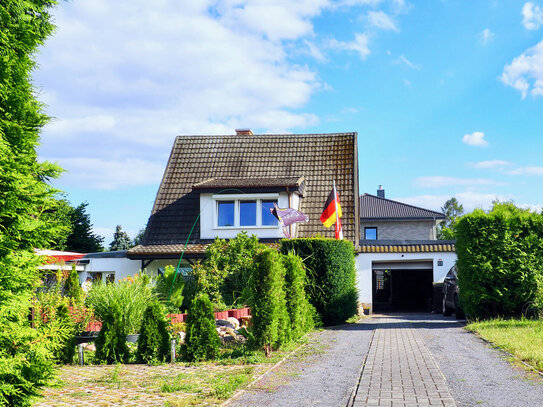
xmin=320 ymin=187 xmax=342 ymax=228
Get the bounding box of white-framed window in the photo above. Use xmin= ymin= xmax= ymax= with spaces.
xmin=214 ymin=194 xmax=278 ymax=229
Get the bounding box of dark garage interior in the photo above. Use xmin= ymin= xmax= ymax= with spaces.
xmin=372 ymin=261 xmax=433 ymax=311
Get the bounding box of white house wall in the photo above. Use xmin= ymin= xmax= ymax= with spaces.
xmin=355 ymin=251 xmax=457 ymax=306
xmin=81 ymin=257 xmax=141 ymax=283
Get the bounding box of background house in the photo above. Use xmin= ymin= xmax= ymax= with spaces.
xmin=356 ymin=187 xmax=456 ymax=312
xmin=127 ymin=130 xmax=359 ymax=271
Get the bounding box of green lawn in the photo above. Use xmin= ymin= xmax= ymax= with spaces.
xmin=466 ymin=318 xmax=543 ymax=372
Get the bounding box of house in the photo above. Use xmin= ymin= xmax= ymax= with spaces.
xmin=127 ymin=130 xmax=359 ymax=272
xmin=356 ymin=187 xmax=456 ymax=312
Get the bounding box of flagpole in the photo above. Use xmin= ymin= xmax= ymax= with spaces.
xmin=333 ymin=180 xmax=339 ymax=239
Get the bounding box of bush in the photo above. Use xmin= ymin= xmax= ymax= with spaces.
xmin=136 ymin=301 xmax=171 ymax=363
xmin=53 ymin=304 xmax=76 ymax=364
xmin=94 ymin=303 xmax=129 ymax=364
xmin=282 ymin=252 xmax=315 ymax=340
xmin=64 ymin=264 xmax=82 ymax=302
xmin=184 ymin=294 xmax=220 ymax=362
xmin=154 ymin=265 xmax=184 ymax=312
xmin=85 ymin=274 xmax=152 ymax=334
xmin=249 ymin=249 xmax=291 ymax=355
xmin=189 ymin=232 xmax=265 ymax=308
xmin=281 ymin=238 xmax=358 ymax=326
xmin=456 ymin=203 xmax=543 ymax=318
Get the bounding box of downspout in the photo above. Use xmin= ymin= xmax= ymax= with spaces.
xmin=287 ymin=186 xmax=292 ymax=238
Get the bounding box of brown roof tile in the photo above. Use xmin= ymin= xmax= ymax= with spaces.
xmin=129 ymin=132 xmax=358 ymax=257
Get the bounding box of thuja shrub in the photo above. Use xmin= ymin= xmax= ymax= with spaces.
xmin=53 ymin=304 xmax=76 ymax=364
xmin=456 ymin=203 xmax=543 ymax=319
xmin=282 ymin=252 xmax=315 ymax=340
xmin=250 ymin=249 xmax=291 ymax=355
xmin=136 ymin=301 xmax=170 ymax=363
xmin=63 ymin=264 xmax=82 ymax=303
xmin=281 ymin=238 xmax=358 ymax=326
xmin=94 ymin=303 xmax=129 ymax=364
xmin=184 ymin=294 xmax=220 ymax=362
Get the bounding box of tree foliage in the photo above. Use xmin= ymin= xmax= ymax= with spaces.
xmin=437 ymin=197 xmax=464 ymax=240
xmin=65 ymin=202 xmax=104 ymax=252
xmin=154 ymin=265 xmax=184 ymax=312
xmin=136 ymin=301 xmax=170 ymax=364
xmin=249 ymin=249 xmax=291 ymax=354
xmin=190 ymin=232 xmax=264 ymax=308
xmin=456 ymin=202 xmax=543 ymax=318
xmin=0 ymin=1 xmax=70 ymax=404
xmin=184 ymin=294 xmax=220 ymax=362
xmin=109 ymin=225 xmax=132 ymax=251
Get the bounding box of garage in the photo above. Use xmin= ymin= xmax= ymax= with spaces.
xmin=372 ymin=260 xmax=433 ymax=311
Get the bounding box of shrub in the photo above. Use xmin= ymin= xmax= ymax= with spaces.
xmin=189 ymin=232 xmax=265 ymax=308
xmin=281 ymin=238 xmax=358 ymax=326
xmin=154 ymin=265 xmax=184 ymax=312
xmin=456 ymin=203 xmax=543 ymax=318
xmin=85 ymin=274 xmax=152 ymax=334
xmin=282 ymin=252 xmax=315 ymax=340
xmin=94 ymin=303 xmax=130 ymax=364
xmin=184 ymin=294 xmax=220 ymax=362
xmin=53 ymin=304 xmax=76 ymax=364
xmin=250 ymin=249 xmax=291 ymax=355
xmin=136 ymin=301 xmax=171 ymax=363
xmin=63 ymin=264 xmax=83 ymax=302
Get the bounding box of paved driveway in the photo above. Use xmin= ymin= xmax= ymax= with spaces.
xmin=228 ymin=313 xmax=543 ymax=407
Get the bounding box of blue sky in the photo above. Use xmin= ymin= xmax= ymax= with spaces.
xmin=33 ymin=0 xmax=543 ymax=244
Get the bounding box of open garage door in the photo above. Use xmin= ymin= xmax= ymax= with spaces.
xmin=372 ymin=261 xmax=433 ymax=312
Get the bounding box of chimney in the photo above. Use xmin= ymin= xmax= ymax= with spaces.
xmin=377 ymin=185 xmax=385 ymax=198
xmin=235 ymin=129 xmax=253 ymax=136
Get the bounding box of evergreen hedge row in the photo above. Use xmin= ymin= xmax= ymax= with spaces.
xmin=281 ymin=238 xmax=358 ymax=326
xmin=456 ymin=203 xmax=543 ymax=318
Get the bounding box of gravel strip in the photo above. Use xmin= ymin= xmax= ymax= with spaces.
xmin=402 ymin=313 xmax=543 ymax=407
xmin=229 ymin=321 xmax=374 ymax=407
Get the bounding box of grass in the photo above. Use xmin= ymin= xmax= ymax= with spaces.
xmin=466 ymin=318 xmax=543 ymax=372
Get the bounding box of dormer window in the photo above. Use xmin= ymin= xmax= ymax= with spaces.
xmin=215 ymin=195 xmax=278 ymax=229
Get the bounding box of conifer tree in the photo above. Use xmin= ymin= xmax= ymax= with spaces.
xmin=136 ymin=301 xmax=170 ymax=363
xmin=184 ymin=294 xmax=220 ymax=362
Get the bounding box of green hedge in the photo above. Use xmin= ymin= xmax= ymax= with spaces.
xmin=137 ymin=301 xmax=171 ymax=364
xmin=184 ymin=294 xmax=220 ymax=362
xmin=456 ymin=203 xmax=543 ymax=318
xmin=281 ymin=238 xmax=358 ymax=326
xmin=282 ymin=252 xmax=315 ymax=340
xmin=249 ymin=249 xmax=290 ymax=354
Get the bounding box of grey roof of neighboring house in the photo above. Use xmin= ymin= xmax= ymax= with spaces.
xmin=359 ymin=194 xmax=445 ymax=220
xmin=359 ymin=240 xmax=455 ymax=253
xmin=82 ymin=251 xmax=128 ymax=259
xmin=128 ymin=132 xmax=359 ymax=258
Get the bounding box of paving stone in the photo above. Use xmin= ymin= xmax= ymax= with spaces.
xmin=351 ymin=316 xmax=457 ymax=407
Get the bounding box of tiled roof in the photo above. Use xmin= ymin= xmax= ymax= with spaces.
xmin=193 ymin=176 xmax=304 ymax=190
xmin=359 ymin=240 xmax=455 ymax=253
xmin=128 ymin=242 xmax=280 ymax=258
xmin=360 ymin=194 xmax=445 ymax=220
xmin=128 ymin=132 xmax=358 ymax=258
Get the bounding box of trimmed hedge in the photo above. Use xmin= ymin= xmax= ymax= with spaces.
xmin=281 ymin=238 xmax=358 ymax=326
xmin=456 ymin=203 xmax=543 ymax=318
xmin=282 ymin=252 xmax=315 ymax=340
xmin=250 ymin=249 xmax=291 ymax=354
xmin=184 ymin=294 xmax=220 ymax=362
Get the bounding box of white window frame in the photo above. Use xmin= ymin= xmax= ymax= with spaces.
xmin=214 ymin=193 xmax=279 ymax=229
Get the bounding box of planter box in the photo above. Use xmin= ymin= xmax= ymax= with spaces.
xmin=167 ymin=313 xmax=186 ymax=324
xmin=214 ymin=311 xmax=229 ymax=320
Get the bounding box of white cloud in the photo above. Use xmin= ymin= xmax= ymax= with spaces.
xmin=507 ymin=166 xmax=543 ymax=175
xmin=501 ymin=39 xmax=543 ymax=98
xmin=468 ymin=160 xmax=512 ymax=169
xmin=397 ymin=55 xmax=421 ymax=70
xmin=522 ymin=2 xmax=543 ymax=30
xmin=304 ymin=40 xmax=327 ymax=62
xmin=462 ymin=131 xmax=488 ymax=147
xmin=328 ymin=33 xmax=371 ymax=60
xmin=47 ymin=157 xmax=166 ymax=190
xmin=479 ymin=28 xmax=495 ymax=45
xmin=413 ymin=176 xmax=505 ymax=188
xmin=367 ymin=10 xmax=398 ymax=31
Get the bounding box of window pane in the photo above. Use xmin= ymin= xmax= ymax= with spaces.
xmin=262 ymin=200 xmax=278 ymax=226
xmin=365 ymin=227 xmax=377 ymax=240
xmin=218 ymin=201 xmax=234 ymax=226
xmin=240 ymin=201 xmax=256 ymax=226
